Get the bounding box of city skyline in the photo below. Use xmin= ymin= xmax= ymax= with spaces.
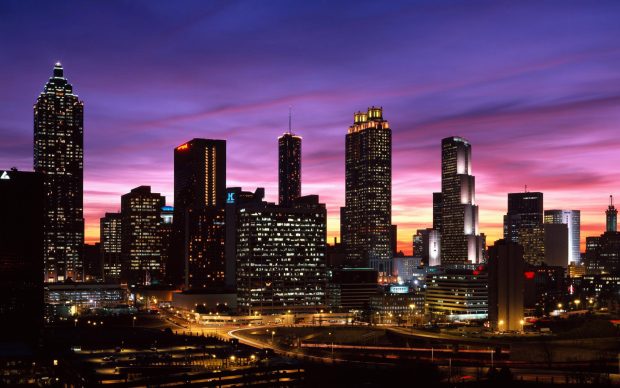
xmin=3 ymin=2 xmax=620 ymax=253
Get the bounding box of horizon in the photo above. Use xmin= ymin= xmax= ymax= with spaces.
xmin=2 ymin=1 xmax=620 ymax=253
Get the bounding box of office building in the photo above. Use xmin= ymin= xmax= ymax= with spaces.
xmin=544 ymin=223 xmax=569 ymax=267
xmin=392 ymin=256 xmax=423 ymax=283
xmin=545 ymin=210 xmax=581 ymax=265
xmin=504 ymin=192 xmax=544 ymax=265
xmin=584 ymin=197 xmax=620 ymax=275
xmin=342 ymin=107 xmax=392 ymax=275
xmin=432 ymin=192 xmax=443 ymax=231
xmin=45 ymin=283 xmax=129 ymax=317
xmin=121 ymin=186 xmax=165 ymax=285
xmin=160 ymin=206 xmax=173 ymax=284
xmin=236 ymin=196 xmax=327 ymax=314
xmin=278 ymin=116 xmax=302 ymax=206
xmin=173 ymin=139 xmax=226 ymax=289
xmin=488 ymin=240 xmax=525 ymax=331
xmin=34 ymin=63 xmax=84 ymax=282
xmin=440 ymin=137 xmax=483 ymax=265
xmin=83 ymin=243 xmax=102 ymax=281
xmin=326 ymin=268 xmax=379 ymax=311
xmin=0 ymin=169 xmax=44 ymax=344
xmin=425 ymin=268 xmax=488 ymax=320
xmin=100 ymin=212 xmax=122 ymax=282
xmin=369 ymin=285 xmax=425 ymax=324
xmin=414 ymin=228 xmax=441 ymax=266
xmin=224 ymin=187 xmax=265 ymax=288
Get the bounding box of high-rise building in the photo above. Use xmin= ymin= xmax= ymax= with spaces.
xmin=173 ymin=139 xmax=226 ymax=290
xmin=504 ymin=192 xmax=544 ymax=265
xmin=160 ymin=206 xmax=174 ymax=284
xmin=83 ymin=243 xmax=102 ymax=281
xmin=606 ymin=195 xmax=617 ymax=232
xmin=544 ymin=223 xmax=569 ymax=267
xmin=224 ymin=187 xmax=265 ymax=288
xmin=121 ymin=186 xmax=165 ymax=285
xmin=100 ymin=212 xmax=122 ymax=282
xmin=544 ymin=210 xmax=581 ymax=265
xmin=432 ymin=192 xmax=443 ymax=231
xmin=0 ymin=169 xmax=44 ymax=344
xmin=584 ymin=197 xmax=620 ymax=275
xmin=414 ymin=228 xmax=441 ymax=266
xmin=343 ymin=107 xmax=392 ymax=275
xmin=236 ymin=195 xmax=327 ymax=315
xmin=440 ymin=137 xmax=483 ymax=265
xmin=278 ymin=115 xmax=301 ymax=206
xmin=488 ymin=240 xmax=525 ymax=331
xmin=34 ymin=63 xmax=84 ymax=283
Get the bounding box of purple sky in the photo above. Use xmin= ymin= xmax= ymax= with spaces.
xmin=2 ymin=1 xmax=620 ymax=252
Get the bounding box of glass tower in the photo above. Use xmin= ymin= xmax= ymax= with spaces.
xmin=440 ymin=137 xmax=483 ymax=265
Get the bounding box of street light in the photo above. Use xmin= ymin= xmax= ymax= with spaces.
xmin=498 ymin=320 xmax=504 ymax=333
xmin=409 ymin=304 xmax=415 ymax=328
xmin=557 ymin=303 xmax=563 ymax=310
xmin=271 ymin=330 xmax=275 ymax=344
xmin=574 ymin=299 xmax=581 ymax=310
xmin=328 ymin=332 xmax=334 ymax=359
xmin=519 ymin=319 xmax=524 ymax=332
xmin=132 ymin=316 xmax=137 ymax=328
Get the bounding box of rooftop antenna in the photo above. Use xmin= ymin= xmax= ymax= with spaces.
xmin=611 ymin=195 xmax=614 ymax=207
xmin=524 ymin=184 xmax=528 ymax=193
xmin=288 ymin=106 xmax=292 ymax=134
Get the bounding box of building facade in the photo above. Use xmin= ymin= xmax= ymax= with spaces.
xmin=440 ymin=137 xmax=483 ymax=265
xmin=342 ymin=107 xmax=392 ymax=275
xmin=425 ymin=269 xmax=488 ymax=321
xmin=34 ymin=63 xmax=84 ymax=282
xmin=121 ymin=186 xmax=166 ymax=285
xmin=504 ymin=192 xmax=544 ymax=265
xmin=488 ymin=240 xmax=525 ymax=331
xmin=236 ymin=196 xmax=327 ymax=315
xmin=100 ymin=212 xmax=122 ymax=282
xmin=544 ymin=209 xmax=581 ymax=265
xmin=173 ymin=139 xmax=226 ymax=289
xmin=278 ymin=126 xmax=302 ymax=206
xmin=0 ymin=169 xmax=44 ymax=344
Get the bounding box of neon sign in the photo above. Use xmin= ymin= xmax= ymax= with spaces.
xmin=176 ymin=143 xmax=189 ymax=151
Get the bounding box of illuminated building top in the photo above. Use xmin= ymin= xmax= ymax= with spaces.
xmin=349 ymin=106 xmax=390 ymax=134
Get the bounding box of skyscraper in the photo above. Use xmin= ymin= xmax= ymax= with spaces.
xmin=34 ymin=63 xmax=84 ymax=282
xmin=121 ymin=186 xmax=165 ymax=285
xmin=544 ymin=210 xmax=581 ymax=265
xmin=343 ymin=107 xmax=392 ymax=274
xmin=432 ymin=192 xmax=443 ymax=231
xmin=100 ymin=212 xmax=122 ymax=282
xmin=504 ymin=192 xmax=544 ymax=265
xmin=173 ymin=139 xmax=226 ymax=289
xmin=440 ymin=137 xmax=483 ymax=265
xmin=606 ymin=195 xmax=617 ymax=232
xmin=278 ymin=114 xmax=302 ymax=206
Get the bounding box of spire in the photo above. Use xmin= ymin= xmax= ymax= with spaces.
xmin=53 ymin=62 xmax=64 ymax=78
xmin=611 ymin=195 xmax=614 ymax=207
xmin=288 ymin=106 xmax=292 ymax=134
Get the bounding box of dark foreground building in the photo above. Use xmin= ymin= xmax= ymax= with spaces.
xmin=0 ymin=169 xmax=44 ymax=345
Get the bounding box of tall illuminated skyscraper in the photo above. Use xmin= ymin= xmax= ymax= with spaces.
xmin=544 ymin=209 xmax=581 ymax=265
xmin=173 ymin=139 xmax=226 ymax=289
xmin=278 ymin=113 xmax=302 ymax=206
xmin=34 ymin=63 xmax=84 ymax=282
xmin=440 ymin=137 xmax=483 ymax=265
xmin=342 ymin=107 xmax=392 ymax=275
